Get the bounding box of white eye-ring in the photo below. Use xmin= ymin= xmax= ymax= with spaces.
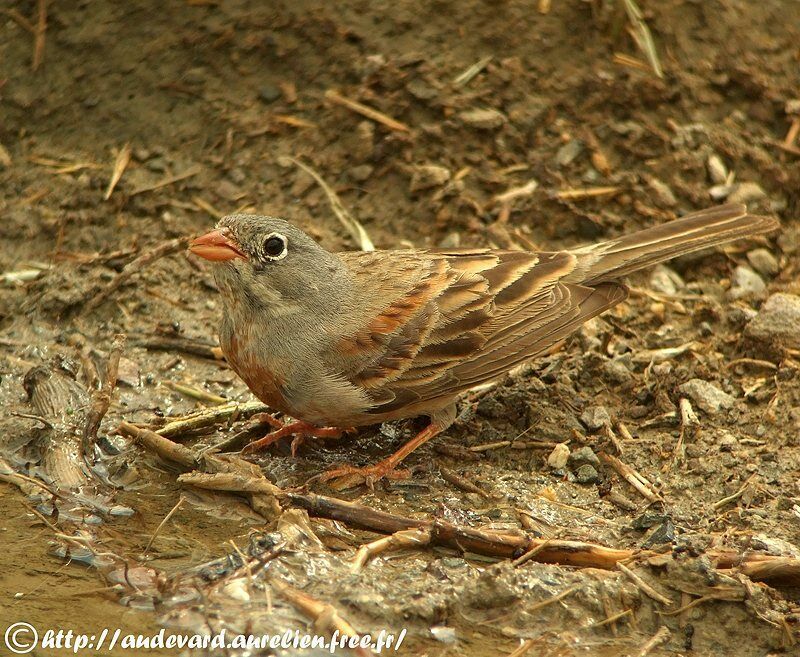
xmin=262 ymin=232 xmax=288 ymax=261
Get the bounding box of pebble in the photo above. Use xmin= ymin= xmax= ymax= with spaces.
xmin=349 ymin=164 xmax=373 ymax=182
xmin=546 ymin=443 xmax=570 ymax=470
xmin=726 ymin=265 xmax=766 ymax=300
xmin=430 ymin=627 xmax=456 ymax=644
xmin=258 ymin=84 xmax=282 ymax=103
xmin=555 ymin=140 xmax=584 ymax=167
xmin=744 ymin=293 xmax=800 ymax=349
xmin=706 ymin=154 xmax=728 ymax=184
xmin=647 ymin=177 xmax=677 ymax=206
xmin=678 ymin=379 xmax=736 ymax=415
xmin=459 ymin=108 xmax=506 ymax=130
xmin=580 ymin=405 xmax=611 ymax=431
xmin=409 ymin=164 xmax=451 ymax=192
xmin=603 ymin=358 xmax=633 ymax=385
xmin=438 ymin=232 xmax=461 ymax=248
xmin=746 ymin=248 xmax=779 ymax=277
xmin=575 ymin=464 xmax=600 ymax=484
xmin=649 ymin=264 xmax=684 ymax=295
xmin=727 ymin=181 xmax=767 ymax=204
xmin=569 ymin=446 xmax=600 ymax=468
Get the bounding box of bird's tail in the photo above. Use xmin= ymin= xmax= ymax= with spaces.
xmin=571 ymin=203 xmax=779 ymax=284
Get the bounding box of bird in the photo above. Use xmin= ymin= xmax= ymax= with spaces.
xmin=189 ymin=203 xmax=778 ymax=488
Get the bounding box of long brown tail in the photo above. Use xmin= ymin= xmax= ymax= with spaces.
xmin=570 ymin=203 xmax=779 ymax=284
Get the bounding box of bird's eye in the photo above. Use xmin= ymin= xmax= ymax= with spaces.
xmin=262 ymin=233 xmax=287 ymax=260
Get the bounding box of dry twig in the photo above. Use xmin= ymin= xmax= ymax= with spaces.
xmin=324 ymin=89 xmax=410 ymax=133
xmin=84 ymin=238 xmax=187 ymax=311
xmin=282 ymin=156 xmax=374 ymax=251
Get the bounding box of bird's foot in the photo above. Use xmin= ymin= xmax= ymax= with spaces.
xmin=320 ymin=460 xmax=411 ymax=491
xmin=242 ymin=419 xmax=353 ymax=456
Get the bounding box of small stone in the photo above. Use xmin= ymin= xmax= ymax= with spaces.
xmin=727 ymin=181 xmax=767 ymax=204
xmin=727 ymin=265 xmax=766 ymax=300
xmin=459 ymin=108 xmax=506 ymax=130
xmin=709 ymin=184 xmax=735 ymax=201
xmin=707 ymin=154 xmax=728 ymax=184
xmin=547 ymin=443 xmax=570 ymax=469
xmin=745 ymin=293 xmax=800 ymax=349
xmin=349 ymin=164 xmax=373 ymax=182
xmin=580 ymin=405 xmax=611 ymax=431
xmin=258 ymin=84 xmax=282 ymax=103
xmin=678 ymin=379 xmax=736 ymax=416
xmin=555 ymin=140 xmax=584 ymax=167
xmin=575 ymin=464 xmax=600 ymax=484
xmin=438 ymin=232 xmax=461 ymax=248
xmin=430 ymin=627 xmax=456 ymax=644
xmin=647 ymin=177 xmax=677 ymax=207
xmin=409 ymin=164 xmax=451 ymax=192
xmin=649 ymin=264 xmax=684 ymax=295
xmin=603 ymin=358 xmax=633 ymax=385
xmin=718 ymin=431 xmax=738 ymax=452
xmin=569 ymin=446 xmax=600 ymax=468
xmin=406 ymin=79 xmax=439 ymax=101
xmin=746 ymin=248 xmax=780 ymax=277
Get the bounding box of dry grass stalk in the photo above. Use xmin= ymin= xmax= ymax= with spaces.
xmin=439 ymin=464 xmax=493 ymax=499
xmin=84 ymin=237 xmax=187 ymax=311
xmin=617 ymin=562 xmax=672 ymax=605
xmin=33 ymin=0 xmax=47 ymax=71
xmin=163 ymin=381 xmax=227 ymax=405
xmin=130 ymin=164 xmax=201 ymax=196
xmin=622 ymin=0 xmax=663 ymax=79
xmin=82 ymin=334 xmax=126 ymax=468
xmin=271 ymin=579 xmax=374 ymax=657
xmin=351 ymin=527 xmax=432 ymax=572
xmin=634 ymin=625 xmax=671 ymax=657
xmin=104 ymin=143 xmax=132 ymax=200
xmin=324 ymin=89 xmax=410 ymax=133
xmin=599 ymin=452 xmax=661 ymax=502
xmin=453 ymin=55 xmax=493 ymax=87
xmin=283 ymin=156 xmax=375 ymax=251
xmin=555 ymin=186 xmax=620 ymax=200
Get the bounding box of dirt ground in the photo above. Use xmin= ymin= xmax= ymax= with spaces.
xmin=2 ymin=1 xmax=800 ymax=655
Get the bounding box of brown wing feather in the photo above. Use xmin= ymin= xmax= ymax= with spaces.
xmin=333 ymin=247 xmax=628 ymax=418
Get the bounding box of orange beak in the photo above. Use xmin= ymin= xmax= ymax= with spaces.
xmin=189 ymin=229 xmax=246 ymax=262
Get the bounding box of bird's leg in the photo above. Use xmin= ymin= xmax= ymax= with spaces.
xmin=322 ymin=422 xmax=444 ymax=490
xmin=242 ymin=419 xmax=352 ymax=456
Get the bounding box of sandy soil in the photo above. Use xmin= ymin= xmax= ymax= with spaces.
xmin=1 ymin=1 xmax=800 ymax=655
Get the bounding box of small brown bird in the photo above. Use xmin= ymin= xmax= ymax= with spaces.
xmin=189 ymin=204 xmax=778 ymax=487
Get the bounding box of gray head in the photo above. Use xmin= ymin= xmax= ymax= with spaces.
xmin=189 ymin=215 xmax=347 ymax=315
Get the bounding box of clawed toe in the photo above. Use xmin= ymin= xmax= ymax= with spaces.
xmin=321 ymin=463 xmax=411 ymax=490
xmin=241 ymin=420 xmax=352 ymax=455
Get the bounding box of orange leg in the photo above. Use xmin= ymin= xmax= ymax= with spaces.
xmin=321 ymin=423 xmax=443 ymax=490
xmin=242 ymin=419 xmax=351 ymax=457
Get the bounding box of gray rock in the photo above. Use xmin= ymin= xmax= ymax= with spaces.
xmin=746 ymin=248 xmax=780 ymax=277
xmin=678 ymin=379 xmax=736 ymax=416
xmin=603 ymin=358 xmax=633 ymax=385
xmin=745 ymin=293 xmax=800 ymax=349
xmin=258 ymin=84 xmax=282 ymax=103
xmin=569 ymin=446 xmax=600 ymax=468
xmin=647 ymin=178 xmax=677 ymax=207
xmin=727 ymin=265 xmax=766 ymax=300
xmin=555 ymin=140 xmax=584 ymax=167
xmin=727 ymin=182 xmax=767 ymax=204
xmin=459 ymin=108 xmax=506 ymax=130
xmin=349 ymin=164 xmax=373 ymax=182
xmin=649 ymin=264 xmax=685 ymax=295
xmin=575 ymin=464 xmax=600 ymax=484
xmin=580 ymin=405 xmax=611 ymax=431
xmin=409 ymin=164 xmax=450 ymax=192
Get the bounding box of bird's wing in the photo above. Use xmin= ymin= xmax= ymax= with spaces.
xmin=332 ymin=248 xmax=627 ymax=415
